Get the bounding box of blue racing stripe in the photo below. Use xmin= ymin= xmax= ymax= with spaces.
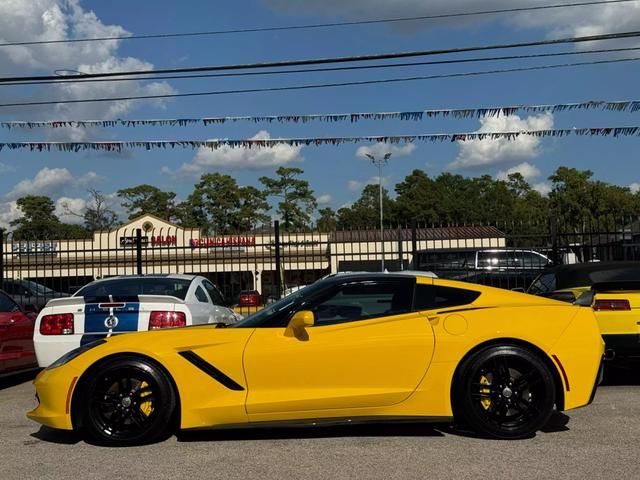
xmin=84 ymin=302 xmax=141 ymax=334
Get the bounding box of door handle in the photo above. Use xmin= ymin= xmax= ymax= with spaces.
xmin=426 ymin=314 xmax=440 ymax=325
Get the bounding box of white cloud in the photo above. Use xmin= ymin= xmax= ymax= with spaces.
xmin=533 ymin=182 xmax=552 ymax=196
xmin=55 ymin=196 xmax=87 ymax=225
xmin=164 ymin=130 xmax=304 ymax=176
xmin=347 ymin=180 xmax=363 ymax=192
xmin=450 ymin=113 xmax=554 ymax=169
xmin=265 ymin=0 xmax=640 ymax=41
xmin=6 ymin=167 xmax=100 ymax=200
xmin=0 ymin=201 xmax=21 ymax=230
xmin=629 ymin=183 xmax=640 ymax=194
xmin=317 ymin=194 xmax=333 ymax=204
xmin=0 ymin=0 xmax=176 ymax=140
xmin=356 ymin=143 xmax=416 ymax=160
xmin=0 ymin=163 xmax=16 ymax=174
xmin=496 ymin=162 xmax=542 ymax=182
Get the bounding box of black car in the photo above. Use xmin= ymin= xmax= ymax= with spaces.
xmin=0 ymin=279 xmax=67 ymax=312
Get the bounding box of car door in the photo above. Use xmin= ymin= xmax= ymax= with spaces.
xmin=189 ymin=283 xmax=214 ymax=325
xmin=0 ymin=292 xmax=36 ymax=372
xmin=202 ymin=280 xmax=235 ymax=323
xmin=243 ymin=277 xmax=435 ymax=417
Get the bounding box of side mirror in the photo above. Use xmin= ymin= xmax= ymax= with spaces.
xmin=285 ymin=310 xmax=314 ymax=339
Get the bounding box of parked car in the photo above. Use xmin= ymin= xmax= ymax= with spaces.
xmin=1 ymin=279 xmax=67 ymax=312
xmin=527 ymin=262 xmax=640 ymax=362
xmin=0 ymin=290 xmax=38 ymax=377
xmin=415 ymin=248 xmax=552 ymax=290
xmin=28 ymin=272 xmax=603 ymax=445
xmin=33 ymin=275 xmax=242 ymax=368
xmin=233 ymin=290 xmax=263 ymax=317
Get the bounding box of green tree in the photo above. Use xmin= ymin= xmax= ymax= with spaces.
xmin=183 ymin=173 xmax=270 ymax=234
xmin=316 ymin=207 xmax=337 ymax=231
xmin=259 ymin=167 xmax=317 ymax=230
xmin=117 ymin=184 xmax=177 ymax=220
xmin=10 ymin=195 xmax=90 ymax=239
xmin=337 ymin=184 xmax=395 ymax=228
xmin=394 ymin=170 xmax=440 ymax=224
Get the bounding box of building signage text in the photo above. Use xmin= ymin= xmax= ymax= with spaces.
xmin=190 ymin=236 xmax=256 ymax=248
xmin=12 ymin=241 xmax=58 ymax=256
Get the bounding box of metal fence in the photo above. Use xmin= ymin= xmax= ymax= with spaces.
xmin=2 ymin=217 xmax=640 ymax=310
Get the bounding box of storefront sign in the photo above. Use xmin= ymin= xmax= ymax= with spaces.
xmin=151 ymin=235 xmax=177 ymax=246
xmin=190 ymin=236 xmax=256 ymax=248
xmin=12 ymin=241 xmax=58 ymax=256
xmin=119 ymin=236 xmax=149 ymax=247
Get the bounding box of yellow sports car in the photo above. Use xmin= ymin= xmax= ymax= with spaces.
xmin=28 ymin=272 xmax=603 ymax=445
xmin=528 ymin=262 xmax=640 ymax=362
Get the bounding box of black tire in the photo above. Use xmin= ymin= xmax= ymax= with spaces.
xmin=453 ymin=345 xmax=556 ymax=439
xmin=76 ymin=356 xmax=177 ymax=446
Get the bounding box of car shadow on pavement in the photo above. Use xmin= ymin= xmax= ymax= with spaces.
xmin=31 ymin=426 xmax=82 ymax=445
xmin=0 ymin=369 xmax=39 ymax=391
xmin=177 ymin=421 xmax=448 ymax=443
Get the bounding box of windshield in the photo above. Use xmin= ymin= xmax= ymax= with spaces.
xmin=24 ymin=280 xmax=55 ymax=295
xmin=75 ymin=277 xmax=191 ymax=300
xmin=232 ymin=281 xmax=327 ymax=328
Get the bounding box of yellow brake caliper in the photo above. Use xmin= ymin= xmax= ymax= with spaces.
xmin=138 ymin=381 xmax=154 ymax=416
xmin=479 ymin=375 xmax=492 ymax=410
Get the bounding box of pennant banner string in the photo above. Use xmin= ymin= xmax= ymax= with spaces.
xmin=1 ymin=126 xmax=639 ymax=153
xmin=1 ymin=100 xmax=640 ymax=130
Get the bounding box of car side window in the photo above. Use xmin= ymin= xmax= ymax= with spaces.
xmin=203 ymin=280 xmax=225 ymax=306
xmin=414 ymin=284 xmax=481 ymax=310
xmin=0 ymin=292 xmax=20 ymax=312
xmin=194 ymin=286 xmax=209 ymax=303
xmin=528 ymin=273 xmax=557 ymax=295
xmin=306 ymin=279 xmax=414 ymax=326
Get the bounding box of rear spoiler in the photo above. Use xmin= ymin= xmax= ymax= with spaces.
xmin=44 ymin=294 xmax=186 ymax=308
xmin=591 ymin=281 xmax=640 ymax=292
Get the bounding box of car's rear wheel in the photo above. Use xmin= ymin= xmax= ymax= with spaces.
xmin=453 ymin=345 xmax=556 ymax=439
xmin=77 ymin=357 xmax=176 ymax=446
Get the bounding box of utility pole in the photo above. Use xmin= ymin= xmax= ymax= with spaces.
xmin=365 ymin=152 xmax=392 ymax=272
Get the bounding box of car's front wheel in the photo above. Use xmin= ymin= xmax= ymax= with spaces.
xmin=453 ymin=345 xmax=556 ymax=439
xmin=76 ymin=356 xmax=177 ymax=446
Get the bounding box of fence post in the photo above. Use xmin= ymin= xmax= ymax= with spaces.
xmin=274 ymin=221 xmax=282 ymax=300
xmin=411 ymin=220 xmax=418 ymax=269
xmin=398 ymin=226 xmax=404 ymax=271
xmin=136 ymin=228 xmax=143 ymax=275
xmin=550 ymin=219 xmax=559 ymax=265
xmin=0 ymin=229 xmax=4 ymax=288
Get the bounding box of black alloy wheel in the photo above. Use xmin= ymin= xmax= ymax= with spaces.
xmin=77 ymin=357 xmax=176 ymax=446
xmin=454 ymin=345 xmax=556 ymax=439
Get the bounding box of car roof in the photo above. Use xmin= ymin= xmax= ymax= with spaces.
xmin=542 ymin=262 xmax=640 ymax=289
xmin=320 ymin=271 xmax=437 ymax=284
xmin=87 ymin=274 xmax=198 ymax=284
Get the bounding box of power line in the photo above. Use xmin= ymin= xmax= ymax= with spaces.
xmin=3 ymin=46 xmax=639 ymax=87
xmin=3 ymin=99 xmax=639 ymax=129
xmin=0 ymin=0 xmax=635 ymax=47
xmin=2 ymin=126 xmax=640 ymax=153
xmin=0 ymin=57 xmax=637 ymax=109
xmin=1 ymin=29 xmax=639 ymax=84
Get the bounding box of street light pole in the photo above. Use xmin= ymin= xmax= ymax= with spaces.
xmin=365 ymin=152 xmax=392 ymax=272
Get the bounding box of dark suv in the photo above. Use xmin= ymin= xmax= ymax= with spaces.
xmin=415 ymin=248 xmax=552 ymax=290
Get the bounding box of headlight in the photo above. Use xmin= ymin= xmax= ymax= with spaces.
xmin=47 ymin=340 xmax=107 ymax=370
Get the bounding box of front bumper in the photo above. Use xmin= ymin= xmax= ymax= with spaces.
xmin=26 ymin=365 xmax=81 ymax=430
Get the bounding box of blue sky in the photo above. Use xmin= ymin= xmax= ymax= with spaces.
xmin=0 ymin=0 xmax=639 ymax=227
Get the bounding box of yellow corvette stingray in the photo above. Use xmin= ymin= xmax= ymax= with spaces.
xmin=27 ymin=272 xmax=603 ymax=445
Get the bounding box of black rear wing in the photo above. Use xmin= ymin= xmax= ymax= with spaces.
xmin=591 ymin=281 xmax=640 ymax=292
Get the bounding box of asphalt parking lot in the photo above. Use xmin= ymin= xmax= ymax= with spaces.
xmin=1 ymin=370 xmax=639 ymax=480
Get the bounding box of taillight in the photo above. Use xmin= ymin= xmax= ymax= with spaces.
xmin=593 ymin=299 xmax=631 ymax=311
xmin=40 ymin=313 xmax=74 ymax=335
xmin=239 ymin=293 xmax=260 ymax=307
xmin=149 ymin=311 xmax=186 ymax=330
